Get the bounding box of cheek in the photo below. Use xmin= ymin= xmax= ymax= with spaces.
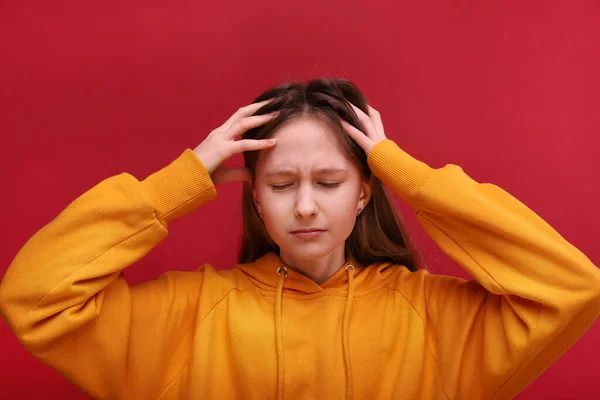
xmin=317 ymin=184 xmax=362 ymax=230
xmin=330 ymin=185 xmax=363 ymax=230
xmin=326 ymin=200 xmax=358 ymax=229
xmin=257 ymin=188 xmax=289 ymax=229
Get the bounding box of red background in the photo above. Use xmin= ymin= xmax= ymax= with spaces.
xmin=1 ymin=1 xmax=599 ymax=398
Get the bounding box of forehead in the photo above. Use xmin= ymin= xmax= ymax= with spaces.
xmin=257 ymin=116 xmax=350 ymax=172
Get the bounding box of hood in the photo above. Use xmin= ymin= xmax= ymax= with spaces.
xmin=236 ymin=252 xmax=397 ymax=295
xmin=234 ymin=252 xmax=400 ymax=400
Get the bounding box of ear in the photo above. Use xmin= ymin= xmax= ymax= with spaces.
xmin=358 ymin=177 xmax=373 ymax=212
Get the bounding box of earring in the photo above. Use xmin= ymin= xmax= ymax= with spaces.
xmin=357 ymin=207 xmax=363 ymax=216
xmin=258 ymin=212 xmax=263 ymax=220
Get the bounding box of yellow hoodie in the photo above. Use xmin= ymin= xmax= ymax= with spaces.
xmin=1 ymin=139 xmax=599 ymax=400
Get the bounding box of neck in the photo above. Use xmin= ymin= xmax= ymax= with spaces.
xmin=279 ymin=245 xmax=347 ymax=285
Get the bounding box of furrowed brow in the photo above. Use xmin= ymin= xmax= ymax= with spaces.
xmin=265 ymin=167 xmax=347 ymax=178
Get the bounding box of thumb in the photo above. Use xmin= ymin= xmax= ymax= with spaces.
xmin=212 ymin=166 xmax=252 ymax=185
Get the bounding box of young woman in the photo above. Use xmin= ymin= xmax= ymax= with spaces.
xmin=1 ymin=78 xmax=599 ymax=400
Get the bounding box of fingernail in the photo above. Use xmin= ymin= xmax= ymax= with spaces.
xmin=268 ymin=138 xmax=277 ymax=143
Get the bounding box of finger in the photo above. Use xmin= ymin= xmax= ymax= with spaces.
xmin=226 ymin=112 xmax=279 ymax=138
xmin=221 ymin=98 xmax=275 ymax=130
xmin=216 ymin=167 xmax=253 ymax=184
xmin=341 ymin=120 xmax=370 ymax=150
xmin=367 ymin=105 xmax=385 ymax=136
xmin=348 ymin=102 xmax=377 ymax=138
xmin=230 ymin=138 xmax=277 ymax=154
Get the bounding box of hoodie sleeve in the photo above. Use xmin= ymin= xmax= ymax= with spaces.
xmin=367 ymin=139 xmax=600 ymax=399
xmin=0 ymin=148 xmax=217 ymax=399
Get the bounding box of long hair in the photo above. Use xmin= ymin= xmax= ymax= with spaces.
xmin=238 ymin=78 xmax=422 ymax=272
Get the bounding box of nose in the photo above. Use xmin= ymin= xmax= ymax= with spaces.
xmin=294 ymin=184 xmax=318 ymax=218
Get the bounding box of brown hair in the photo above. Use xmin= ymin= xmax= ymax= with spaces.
xmin=238 ymin=77 xmax=422 ymax=272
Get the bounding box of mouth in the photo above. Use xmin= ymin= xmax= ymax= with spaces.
xmin=291 ymin=229 xmax=325 ymax=239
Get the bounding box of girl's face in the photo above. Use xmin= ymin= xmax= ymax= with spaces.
xmin=253 ymin=116 xmax=371 ymax=262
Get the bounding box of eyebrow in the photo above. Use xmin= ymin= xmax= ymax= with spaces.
xmin=265 ymin=168 xmax=348 ymax=178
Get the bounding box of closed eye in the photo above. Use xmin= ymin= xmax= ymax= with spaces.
xmin=270 ymin=182 xmax=341 ymax=191
xmin=271 ymin=184 xmax=292 ymax=191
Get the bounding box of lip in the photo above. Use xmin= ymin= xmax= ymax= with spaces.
xmin=291 ymin=229 xmax=325 ymax=239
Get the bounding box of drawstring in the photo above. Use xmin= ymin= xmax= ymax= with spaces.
xmin=274 ymin=263 xmax=355 ymax=400
xmin=275 ymin=266 xmax=288 ymax=400
xmin=342 ymin=264 xmax=355 ymax=400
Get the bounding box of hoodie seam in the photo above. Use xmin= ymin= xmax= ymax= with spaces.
xmin=389 ymin=286 xmax=451 ymax=400
xmin=155 ymin=364 xmax=189 ymax=400
xmin=154 ymin=286 xmax=245 ymax=400
xmin=29 ymin=218 xmax=164 ymax=311
xmin=490 ymin=304 xmax=542 ymax=400
xmin=416 ymin=212 xmax=507 ymax=294
xmin=194 ymin=286 xmax=246 ymax=334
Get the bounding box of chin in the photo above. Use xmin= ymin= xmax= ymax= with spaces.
xmin=280 ymin=242 xmax=338 ymax=261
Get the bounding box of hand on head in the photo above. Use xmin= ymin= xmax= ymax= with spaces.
xmin=193 ymin=98 xmax=279 ymax=185
xmin=193 ymin=98 xmax=387 ymax=185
